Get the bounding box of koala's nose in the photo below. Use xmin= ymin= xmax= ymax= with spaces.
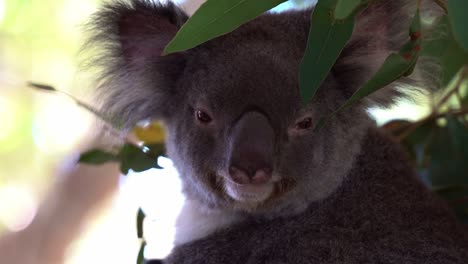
xmin=229 ymin=163 xmax=272 ymax=185
xmin=228 ymin=111 xmax=274 ymax=185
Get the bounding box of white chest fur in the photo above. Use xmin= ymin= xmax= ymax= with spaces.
xmin=174 ymin=199 xmax=242 ymax=246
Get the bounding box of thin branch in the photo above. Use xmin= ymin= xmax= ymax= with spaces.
xmin=435 ymin=66 xmax=468 ymax=110
xmin=27 ymin=82 xmax=148 ymax=152
xmin=396 ymin=107 xmax=468 ymax=142
xmin=433 ymin=0 xmax=448 ymax=14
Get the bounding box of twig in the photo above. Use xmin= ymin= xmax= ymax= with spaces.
xmin=433 ymin=0 xmax=448 ymax=14
xmin=435 ymin=66 xmax=468 ymax=110
xmin=27 ymin=82 xmax=143 ymax=149
xmin=396 ymin=107 xmax=468 ymax=142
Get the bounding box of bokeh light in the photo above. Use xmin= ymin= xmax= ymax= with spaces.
xmin=0 ymin=0 xmax=4 ymax=25
xmin=0 ymin=184 xmax=37 ymax=232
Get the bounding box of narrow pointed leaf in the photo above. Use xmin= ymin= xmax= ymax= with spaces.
xmin=314 ymin=9 xmax=422 ymax=130
xmin=164 ymin=0 xmax=287 ymax=54
xmin=299 ymin=0 xmax=369 ymax=105
xmin=448 ymin=0 xmax=468 ymax=52
xmin=334 ymin=0 xmax=362 ymax=19
xmin=78 ymin=149 xmax=118 ymax=165
xmin=137 ymin=208 xmax=146 ymax=239
xmin=136 ymin=241 xmax=146 ymax=264
xmin=421 ymin=16 xmax=468 ymax=87
xmin=27 ymin=82 xmax=57 ymax=92
xmin=119 ymin=144 xmax=162 ymax=175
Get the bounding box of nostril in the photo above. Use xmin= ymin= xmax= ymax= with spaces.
xmin=229 ymin=166 xmax=250 ymax=185
xmin=251 ymin=168 xmax=272 ymax=185
xmin=229 ymin=165 xmax=272 ymax=185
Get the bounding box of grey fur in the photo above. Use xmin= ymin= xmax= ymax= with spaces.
xmin=86 ymin=0 xmax=468 ymax=263
xmin=165 ymin=129 xmax=468 ymax=263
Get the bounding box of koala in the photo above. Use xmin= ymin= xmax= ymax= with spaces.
xmin=88 ymin=0 xmax=468 ymax=263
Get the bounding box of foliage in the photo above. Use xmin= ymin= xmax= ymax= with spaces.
xmin=137 ymin=208 xmax=146 ymax=264
xmin=29 ymin=0 xmax=468 ymax=261
xmin=315 ymin=7 xmax=422 ymax=130
xmin=160 ymin=0 xmax=467 ymax=224
xmin=29 ymin=82 xmax=166 ymax=175
xmin=164 ymin=0 xmax=287 ymax=54
xmin=383 ymin=67 xmax=468 ymax=222
xmin=299 ymin=0 xmax=363 ymax=105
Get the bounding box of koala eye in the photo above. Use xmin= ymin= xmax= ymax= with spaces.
xmin=195 ymin=110 xmax=213 ymax=124
xmin=295 ymin=118 xmax=313 ymax=130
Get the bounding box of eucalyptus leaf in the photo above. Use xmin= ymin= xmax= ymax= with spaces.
xmin=428 ymin=116 xmax=468 ymax=187
xmin=144 ymin=143 xmax=166 ymax=159
xmin=422 ymin=16 xmax=468 ymax=86
xmin=446 ymin=115 xmax=468 ymax=158
xmin=27 ymin=82 xmax=57 ymax=92
xmin=334 ymin=0 xmax=362 ymax=19
xmin=299 ymin=0 xmax=368 ymax=104
xmin=78 ymin=149 xmax=118 ymax=165
xmin=403 ymin=120 xmax=435 ymax=166
xmin=119 ymin=144 xmax=162 ymax=175
xmin=448 ymin=0 xmax=468 ymax=52
xmin=136 ymin=241 xmax=146 ymax=264
xmin=164 ymin=0 xmax=287 ymax=54
xmin=314 ymin=8 xmax=422 ymax=130
xmin=137 ymin=208 xmax=146 ymax=239
xmin=299 ymin=0 xmax=369 ymax=105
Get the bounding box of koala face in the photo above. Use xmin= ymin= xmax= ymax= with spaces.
xmin=91 ymin=0 xmax=419 ymax=216
xmin=164 ymin=35 xmax=369 ymax=215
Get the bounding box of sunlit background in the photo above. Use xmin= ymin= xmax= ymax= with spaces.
xmin=0 ymin=0 xmax=429 ymax=262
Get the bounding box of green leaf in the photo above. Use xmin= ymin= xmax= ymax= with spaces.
xmin=461 ymin=81 xmax=468 ymax=106
xmin=446 ymin=115 xmax=468 ymax=158
xmin=136 ymin=241 xmax=146 ymax=264
xmin=314 ymin=9 xmax=422 ymax=130
xmin=334 ymin=0 xmax=362 ymax=19
xmin=137 ymin=208 xmax=146 ymax=239
xmin=78 ymin=149 xmax=118 ymax=165
xmin=405 ymin=121 xmax=434 ymax=161
xmin=144 ymin=143 xmax=166 ymax=159
xmin=299 ymin=0 xmax=369 ymax=105
xmin=164 ymin=0 xmax=287 ymax=54
xmin=27 ymin=82 xmax=57 ymax=92
xmin=422 ymin=15 xmax=468 ymax=86
xmin=428 ymin=116 xmax=468 ymax=187
xmin=119 ymin=144 xmax=162 ymax=175
xmin=448 ymin=0 xmax=468 ymax=52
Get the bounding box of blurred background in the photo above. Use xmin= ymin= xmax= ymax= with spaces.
xmin=0 ymin=0 xmax=430 ymax=263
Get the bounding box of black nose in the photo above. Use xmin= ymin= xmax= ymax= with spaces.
xmin=228 ymin=111 xmax=274 ymax=185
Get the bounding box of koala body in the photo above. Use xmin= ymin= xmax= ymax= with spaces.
xmin=164 ymin=128 xmax=468 ymax=263
xmin=89 ymin=0 xmax=468 ymax=263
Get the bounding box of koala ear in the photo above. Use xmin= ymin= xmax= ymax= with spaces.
xmin=87 ymin=0 xmax=188 ymax=128
xmin=332 ymin=0 xmax=422 ymax=108
xmin=116 ymin=0 xmax=187 ymax=64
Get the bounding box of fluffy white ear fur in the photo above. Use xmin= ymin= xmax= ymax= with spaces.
xmin=174 ymin=200 xmax=243 ymax=245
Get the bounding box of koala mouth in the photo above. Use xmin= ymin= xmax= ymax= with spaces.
xmin=206 ymin=170 xmax=295 ymax=210
xmin=224 ymin=180 xmax=275 ymax=203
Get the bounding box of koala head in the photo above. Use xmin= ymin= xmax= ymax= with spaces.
xmin=89 ymin=0 xmax=424 ymax=216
